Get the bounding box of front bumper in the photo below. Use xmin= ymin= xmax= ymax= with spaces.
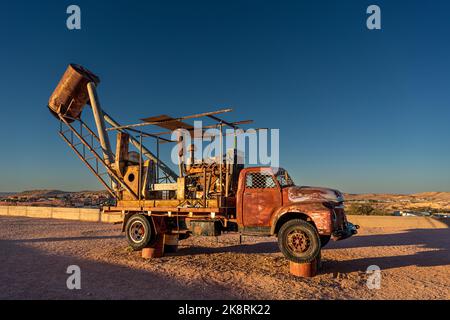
xmin=332 ymin=222 xmax=359 ymax=241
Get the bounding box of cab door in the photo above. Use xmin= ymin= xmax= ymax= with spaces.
xmin=242 ymin=170 xmax=282 ymax=227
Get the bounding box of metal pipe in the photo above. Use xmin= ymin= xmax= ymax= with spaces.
xmin=177 ymin=132 xmax=184 ymax=177
xmin=156 ymin=138 xmax=160 ymax=182
xmin=139 ymin=132 xmax=143 ymax=202
xmin=203 ymin=167 xmax=207 ymax=204
xmin=219 ymin=123 xmax=223 ymax=206
xmin=87 ymin=82 xmax=114 ymax=166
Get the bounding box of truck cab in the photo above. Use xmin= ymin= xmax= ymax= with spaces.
xmin=236 ymin=167 xmax=358 ymax=262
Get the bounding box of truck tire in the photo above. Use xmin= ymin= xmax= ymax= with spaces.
xmin=125 ymin=214 xmax=154 ymax=251
xmin=278 ymin=219 xmax=321 ymax=263
xmin=320 ymin=235 xmax=331 ymax=248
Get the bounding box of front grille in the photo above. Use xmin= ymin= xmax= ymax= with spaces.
xmin=333 ymin=207 xmax=346 ymax=229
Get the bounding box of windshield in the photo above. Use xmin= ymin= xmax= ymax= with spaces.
xmin=275 ymin=170 xmax=294 ymax=187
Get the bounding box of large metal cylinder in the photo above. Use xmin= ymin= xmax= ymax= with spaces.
xmin=48 ymin=64 xmax=100 ymax=122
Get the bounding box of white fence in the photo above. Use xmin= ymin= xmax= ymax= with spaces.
xmin=0 ymin=206 xmax=122 ymax=223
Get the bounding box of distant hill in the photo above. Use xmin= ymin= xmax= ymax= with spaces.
xmin=409 ymin=192 xmax=450 ymax=201
xmin=345 ymin=192 xmax=450 ymax=202
xmin=0 ymin=189 xmax=109 ymax=199
xmin=344 ymin=192 xmax=450 ymax=214
xmin=13 ymin=190 xmax=68 ymax=198
xmin=0 ymin=192 xmax=15 ymax=197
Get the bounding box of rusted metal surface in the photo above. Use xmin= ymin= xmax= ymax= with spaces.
xmin=287 ymin=186 xmax=344 ymax=203
xmin=290 ymin=258 xmax=320 ymax=277
xmin=270 ymin=203 xmax=333 ymax=235
xmin=48 ymin=64 xmax=100 ymax=122
xmin=114 ymin=132 xmax=129 ymax=178
xmin=235 ymin=167 xmax=347 ymax=236
xmin=187 ymin=219 xmax=221 ymax=236
xmin=241 ymin=169 xmax=282 ymax=226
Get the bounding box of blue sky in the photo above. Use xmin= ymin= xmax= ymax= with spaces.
xmin=0 ymin=0 xmax=449 ymax=194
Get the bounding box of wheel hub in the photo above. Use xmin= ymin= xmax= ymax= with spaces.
xmin=129 ymin=221 xmax=145 ymax=243
xmin=287 ymin=229 xmax=310 ymax=253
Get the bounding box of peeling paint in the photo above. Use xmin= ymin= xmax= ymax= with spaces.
xmin=287 ymin=186 xmax=344 ymax=203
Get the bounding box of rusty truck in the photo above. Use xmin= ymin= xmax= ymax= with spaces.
xmin=47 ymin=64 xmax=358 ymax=263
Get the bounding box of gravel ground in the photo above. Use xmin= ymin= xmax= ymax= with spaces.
xmin=0 ymin=216 xmax=449 ymax=300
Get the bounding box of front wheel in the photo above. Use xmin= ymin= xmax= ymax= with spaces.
xmin=277 ymin=219 xmax=321 ymax=263
xmin=125 ymin=214 xmax=155 ymax=251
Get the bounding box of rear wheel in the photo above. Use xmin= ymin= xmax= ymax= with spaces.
xmin=125 ymin=214 xmax=154 ymax=251
xmin=278 ymin=219 xmax=321 ymax=263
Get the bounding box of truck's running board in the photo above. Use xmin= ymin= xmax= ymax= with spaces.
xmin=239 ymin=226 xmax=272 ymax=236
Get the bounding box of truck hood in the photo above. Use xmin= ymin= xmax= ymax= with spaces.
xmin=287 ymin=186 xmax=345 ymax=203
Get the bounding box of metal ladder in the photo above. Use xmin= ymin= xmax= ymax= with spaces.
xmin=58 ymin=115 xmax=138 ymax=200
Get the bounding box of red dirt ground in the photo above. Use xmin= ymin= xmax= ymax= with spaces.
xmin=0 ymin=216 xmax=448 ymax=300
